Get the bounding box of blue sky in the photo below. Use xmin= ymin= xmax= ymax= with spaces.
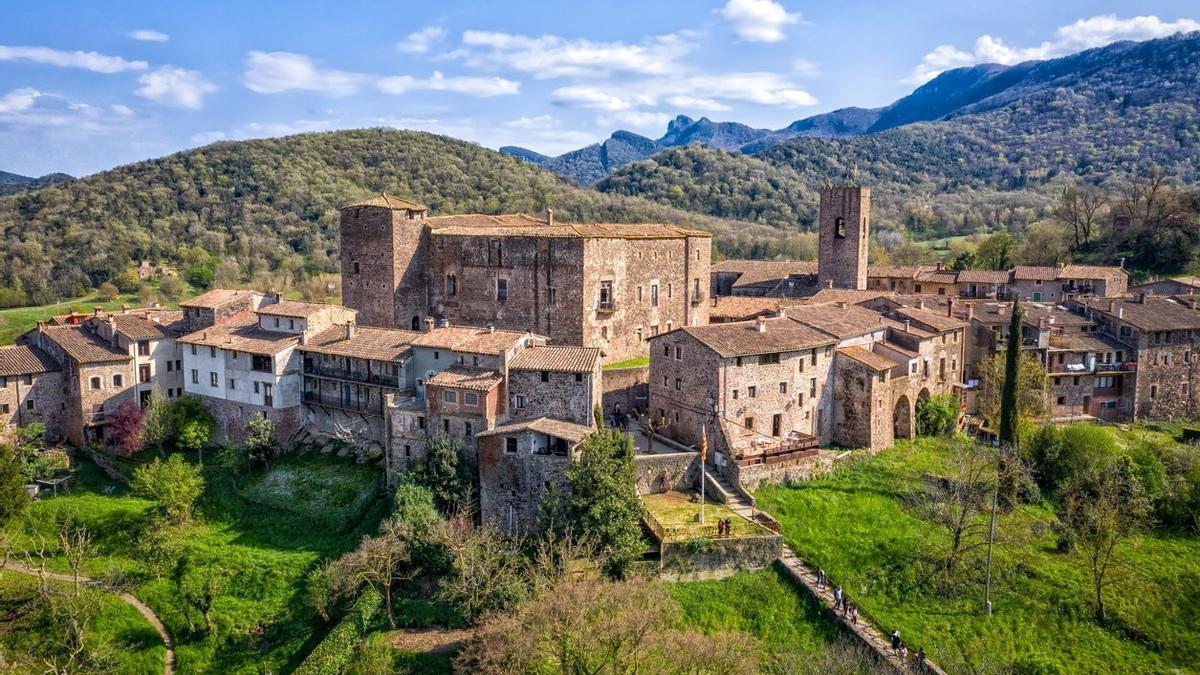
xmin=1 ymin=0 xmax=1197 ymax=177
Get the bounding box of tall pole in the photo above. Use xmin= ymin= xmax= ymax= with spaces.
xmin=984 ymin=488 xmax=998 ymax=615
xmin=700 ymin=425 xmax=707 ymax=526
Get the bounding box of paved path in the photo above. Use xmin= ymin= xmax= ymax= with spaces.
xmin=2 ymin=561 xmax=175 ymax=675
xmin=716 ymin=478 xmax=946 ymax=675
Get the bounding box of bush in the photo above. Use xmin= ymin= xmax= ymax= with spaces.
xmin=413 ymin=435 xmax=475 ymax=515
xmin=96 ymin=281 xmax=119 ymax=301
xmin=293 ymin=588 xmax=383 ymax=675
xmin=916 ymin=393 xmax=960 ymax=436
xmin=130 ymin=454 xmax=205 ymax=524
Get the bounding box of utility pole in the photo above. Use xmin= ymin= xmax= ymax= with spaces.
xmin=984 ymin=488 xmax=998 ymax=615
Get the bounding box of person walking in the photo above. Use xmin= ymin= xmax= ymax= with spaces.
xmin=899 ymin=644 xmax=909 ymax=662
xmin=891 ymin=630 xmax=901 ymax=653
xmin=917 ymin=648 xmax=927 ymax=672
xmin=833 ymin=585 xmax=843 ymax=610
xmin=716 ymin=519 xmax=725 ymax=537
xmin=816 ymin=568 xmax=826 ymax=589
xmin=848 ymin=603 xmax=858 ymax=625
xmin=724 ymin=517 xmax=732 ymax=536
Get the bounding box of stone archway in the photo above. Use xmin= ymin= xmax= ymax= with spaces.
xmin=894 ymin=395 xmax=914 ymax=440
xmin=918 ymin=388 xmax=931 ymax=402
xmin=411 ymin=315 xmax=422 ymax=331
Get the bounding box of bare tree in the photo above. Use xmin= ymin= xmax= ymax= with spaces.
xmin=58 ymin=519 xmax=95 ymax=598
xmin=912 ymin=438 xmax=997 ymax=576
xmin=331 ymin=518 xmax=416 ymax=628
xmin=1119 ymin=167 xmax=1176 ymax=232
xmin=432 ymin=516 xmax=529 ymax=623
xmin=1055 ymin=183 xmax=1107 ymax=247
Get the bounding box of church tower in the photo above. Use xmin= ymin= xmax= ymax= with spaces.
xmin=817 ymin=181 xmax=870 ymax=290
xmin=339 ymin=195 xmax=429 ymax=330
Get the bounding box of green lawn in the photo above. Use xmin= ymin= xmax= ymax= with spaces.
xmin=602 ymin=355 xmax=650 ymax=370
xmin=0 ymin=573 xmax=166 ymax=673
xmin=755 ymin=437 xmax=1200 ymax=674
xmin=4 ymin=452 xmax=388 ymax=674
xmin=643 ymin=490 xmax=769 ymax=540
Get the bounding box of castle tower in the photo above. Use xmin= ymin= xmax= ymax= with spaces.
xmin=817 ymin=183 xmax=870 ymax=290
xmin=339 ymin=194 xmax=429 ymax=330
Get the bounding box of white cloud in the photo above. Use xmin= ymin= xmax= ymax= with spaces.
xmin=553 ymin=72 xmax=816 ymax=111
xmin=597 ymin=110 xmax=673 ymax=131
xmin=0 ymin=44 xmax=146 ymax=73
xmin=243 ymin=51 xmax=364 ymax=95
xmin=907 ymin=14 xmax=1200 ymax=84
xmin=502 ymin=115 xmax=561 ymax=130
xmin=665 ymin=95 xmax=731 ymax=112
xmin=135 ymin=66 xmax=216 ymax=109
xmin=718 ymin=0 xmax=800 ymax=43
xmin=190 ymin=130 xmax=227 ymax=145
xmin=458 ymin=30 xmax=693 ymax=78
xmin=397 ymin=27 xmax=447 ymax=54
xmin=376 ymin=71 xmax=520 ymax=97
xmin=0 ymin=88 xmax=42 ymax=114
xmin=129 ymin=29 xmax=169 ymax=42
xmin=791 ymin=58 xmax=821 ymax=77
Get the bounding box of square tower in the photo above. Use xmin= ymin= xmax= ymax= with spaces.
xmin=817 ymin=184 xmax=870 ymax=290
xmin=340 ymin=195 xmax=429 ymax=330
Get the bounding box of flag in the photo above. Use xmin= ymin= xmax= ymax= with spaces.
xmin=700 ymin=425 xmax=707 ymax=464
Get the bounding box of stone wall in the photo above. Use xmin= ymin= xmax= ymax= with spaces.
xmin=727 ymin=451 xmax=835 ymax=491
xmin=817 ymin=185 xmax=870 ymax=290
xmin=1132 ymin=329 xmax=1200 ymax=419
xmin=478 ymin=431 xmax=571 ymax=534
xmin=659 ymin=534 xmax=783 ymax=581
xmin=508 ymin=369 xmax=595 ymax=426
xmin=0 ymin=371 xmax=65 ymax=442
xmin=600 ymin=365 xmax=649 ymax=416
xmin=633 ymin=451 xmax=698 ymax=495
xmin=205 ymin=397 xmax=302 ymax=446
xmin=340 ymin=204 xmax=427 ymax=329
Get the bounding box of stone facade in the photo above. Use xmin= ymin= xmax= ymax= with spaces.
xmin=477 ymin=425 xmax=580 ymax=535
xmin=0 ymin=368 xmax=65 ymax=442
xmin=634 ymin=451 xmax=700 ymax=494
xmin=600 ymin=364 xmax=649 ymax=418
xmin=658 ymin=533 xmax=783 ymax=582
xmin=340 ymin=200 xmax=429 ymax=330
xmin=817 ymin=185 xmax=870 ymax=291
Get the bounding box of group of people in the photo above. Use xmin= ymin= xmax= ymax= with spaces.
xmin=714 ymin=517 xmax=735 ymax=537
xmin=817 ymin=569 xmax=927 ymax=670
xmin=608 ymin=404 xmax=637 ymax=432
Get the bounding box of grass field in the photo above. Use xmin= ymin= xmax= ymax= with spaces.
xmin=602 ymin=355 xmax=650 ymax=370
xmin=3 ymin=452 xmax=388 ymax=673
xmin=643 ymin=490 xmax=769 ymax=540
xmin=0 ymin=573 xmax=167 ymax=673
xmin=755 ymin=437 xmax=1200 ymax=674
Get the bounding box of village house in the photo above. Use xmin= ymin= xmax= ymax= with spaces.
xmin=0 ymin=345 xmax=64 ymax=442
xmin=340 ymin=196 xmax=711 ymax=363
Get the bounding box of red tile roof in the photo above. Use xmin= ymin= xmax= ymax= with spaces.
xmin=425 ymin=365 xmax=504 ymax=391
xmin=0 ymin=345 xmax=60 ymax=376
xmin=178 ymin=312 xmax=298 ymax=356
xmin=40 ymin=325 xmax=130 ymax=364
xmin=509 ymin=346 xmax=600 ymax=373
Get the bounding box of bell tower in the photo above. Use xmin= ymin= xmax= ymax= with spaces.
xmin=817 ymin=180 xmax=870 ymax=291
xmin=339 ymin=194 xmax=429 ymax=329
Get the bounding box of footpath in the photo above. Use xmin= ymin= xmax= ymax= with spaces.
xmin=713 ymin=473 xmax=947 ymax=675
xmin=2 ymin=561 xmax=175 ymax=675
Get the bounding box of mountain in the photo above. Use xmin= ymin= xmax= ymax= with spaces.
xmin=0 ymin=170 xmax=73 ymax=196
xmin=0 ymin=129 xmax=782 ymax=306
xmin=597 ymin=32 xmax=1200 ymax=237
xmin=506 ymin=32 xmax=1200 ymax=185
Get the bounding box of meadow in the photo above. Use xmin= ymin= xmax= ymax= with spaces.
xmin=756 ymin=436 xmax=1200 ymax=674
xmin=2 ymin=452 xmax=387 ymax=673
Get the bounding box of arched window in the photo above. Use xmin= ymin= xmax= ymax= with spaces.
xmin=834 ymin=216 xmax=846 ymax=239
xmin=411 ymin=315 xmax=421 ymax=331
xmin=446 ymin=274 xmax=457 ymax=296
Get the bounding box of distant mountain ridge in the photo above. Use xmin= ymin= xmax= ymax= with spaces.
xmin=502 ymin=32 xmax=1200 ymax=184
xmin=0 ymin=170 xmax=74 ymax=196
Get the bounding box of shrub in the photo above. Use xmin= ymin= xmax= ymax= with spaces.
xmin=293 ymin=588 xmax=383 ymax=675
xmin=130 ymin=454 xmax=205 ymax=524
xmin=96 ymin=281 xmax=119 ymax=301
xmin=916 ymin=393 xmax=960 ymax=436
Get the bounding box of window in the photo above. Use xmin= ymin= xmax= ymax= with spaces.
xmin=353 ymin=261 xmax=360 ymax=274
xmin=254 ymin=381 xmax=260 ymax=393
xmin=113 ymin=374 xmax=124 ymax=387
xmin=810 ymin=378 xmax=817 ymax=398
xmin=139 ymin=364 xmax=151 ymax=383
xmin=637 ymin=286 xmax=643 ymax=303
xmin=575 ymin=373 xmax=583 ymax=382
xmin=274 ymin=317 xmax=281 ymax=328
xmin=90 ymin=377 xmax=102 ymax=390
xmin=505 ymin=437 xmax=518 ymax=453
xmin=496 ymin=278 xmax=508 ymax=302
xmin=190 ymin=344 xmax=196 ymax=356
xmin=674 ymin=378 xmax=681 ymax=391
xmin=25 ymin=399 xmax=34 ymax=411
xmin=289 ymin=319 xmax=295 ymax=331
xmin=744 ymin=417 xmax=754 ymax=430
xmin=811 ymin=350 xmax=817 ymax=366
xmin=433 ymin=350 xmax=440 ymax=361
xmin=1095 ymin=376 xmax=1116 ymax=388
xmin=779 ymin=382 xmax=788 ymax=394
xmin=252 ymin=355 xmax=272 ymax=372
xmin=601 ymin=326 xmax=608 ymax=340
xmin=166 ymin=361 xmax=173 ymax=372
xmin=772 ymin=414 xmax=782 ymax=437
xmin=0 ymin=404 xmax=8 ymax=414
xmin=418 ymin=416 xmax=426 ymax=429
xmin=1150 ymin=385 xmax=1158 ymax=399
xmin=747 ymin=386 xmax=757 ymax=398
xmin=675 ymin=346 xmax=682 ymax=360
xmin=137 ymin=340 xmax=150 ymax=356
xmin=209 ymin=347 xmax=217 ymax=358
xmin=464 ymin=392 xmax=478 ymax=406
xmin=548 ymin=287 xmax=557 ymax=304
xmin=489 ymin=239 xmax=504 ymax=266
xmin=663 ymin=344 xmax=670 ymax=357
xmin=175 ymin=360 xmax=181 ymax=371
xmin=599 ymin=281 xmax=613 ymax=308
xmin=191 ymin=369 xmax=199 ymax=384
xmin=1185 ymin=383 xmax=1191 ymax=395
xmin=443 ymin=419 xmax=450 ymax=433
xmin=515 ymin=395 xmax=527 ymax=409
xmin=694 ymin=278 xmax=701 ymax=297
xmin=834 ymin=216 xmax=846 ymax=238
xmin=1057 ymin=396 xmax=1066 ymax=405
xmin=1164 ymin=352 xmax=1172 ymax=365
xmin=228 ymin=378 xmax=236 ymax=390
xmin=662 ymin=375 xmax=669 ymax=387
xmin=651 ymin=284 xmax=659 ymax=307
xmin=667 ymin=283 xmax=673 ymax=299
xmin=22 ymin=374 xmax=31 ymax=385
xmin=465 ymin=421 xmax=473 ymax=437
xmin=210 ymin=372 xmax=218 ymax=387
xmin=443 ymin=390 xmax=458 ymax=404
xmin=541 ymin=371 xmax=550 ymax=383
xmin=263 ymin=383 xmax=273 ymax=406
xmin=760 ymin=353 xmax=780 ymax=365
xmin=798 ymin=393 xmax=804 ymax=406
xmin=446 ymin=274 xmax=457 ymax=296
xmin=732 ymin=389 xmax=739 ymax=400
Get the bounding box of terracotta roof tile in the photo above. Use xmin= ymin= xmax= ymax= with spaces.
xmin=342 ymin=194 xmax=428 ymax=211
xmin=106 ymin=311 xmax=186 ymax=340
xmin=708 ymin=296 xmax=804 ymax=322
xmin=40 ymin=325 xmax=130 ymax=364
xmin=914 ymin=269 xmax=959 ymax=284
xmin=785 ymin=304 xmax=888 ymax=339
xmin=509 ymin=346 xmax=600 ymax=373
xmin=802 ymin=288 xmax=893 ymax=306
xmin=1057 ymin=265 xmax=1127 ymax=281
xmin=180 ymin=288 xmax=262 ymax=309
xmin=178 ymin=312 xmax=298 ymax=356
xmin=670 ymin=316 xmax=836 ymax=358
xmin=838 ymin=346 xmax=901 ymax=372
xmin=1048 ymin=332 xmax=1131 ymax=353
xmin=867 ymin=265 xmax=926 ymax=279
xmin=1013 ymin=266 xmax=1059 ymax=281
xmin=425 ymin=365 xmax=503 ymax=391
xmin=477 ymin=417 xmax=594 ymax=443
xmin=257 ymin=300 xmax=348 ymax=319
xmin=890 ymin=306 xmax=968 ymax=332
xmin=0 ymin=345 xmax=60 ymax=376
xmin=1085 ymin=296 xmax=1200 ymax=331
xmin=955 ymin=269 xmax=1012 ymax=284
xmin=427 ymin=215 xmax=710 ymax=239
xmin=411 ymin=326 xmax=539 ymax=354
xmin=712 ymin=260 xmax=818 ymax=288
xmin=301 ymin=325 xmax=420 ymax=361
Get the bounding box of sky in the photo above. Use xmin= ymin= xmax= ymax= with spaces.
xmin=1 ymin=0 xmax=1197 ymax=177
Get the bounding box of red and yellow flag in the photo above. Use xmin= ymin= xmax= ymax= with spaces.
xmin=700 ymin=425 xmax=708 ymax=464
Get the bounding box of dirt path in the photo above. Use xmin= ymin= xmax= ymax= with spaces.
xmin=2 ymin=561 xmax=175 ymax=675
xmin=384 ymin=626 xmax=475 ymax=654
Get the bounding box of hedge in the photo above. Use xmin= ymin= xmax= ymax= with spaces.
xmin=293 ymin=588 xmax=383 ymax=675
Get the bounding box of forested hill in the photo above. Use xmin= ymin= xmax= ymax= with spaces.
xmin=0 ymin=129 xmax=780 ymax=306
xmin=0 ymin=170 xmax=73 ymax=196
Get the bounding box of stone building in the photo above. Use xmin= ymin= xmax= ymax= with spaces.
xmin=180 ymin=289 xmax=268 ymax=333
xmin=817 ymin=184 xmax=870 ymax=290
xmin=339 ymin=196 xmax=712 ymax=363
xmin=1130 ymin=275 xmax=1200 ymax=296
xmin=0 ymin=345 xmax=64 ymax=442
xmin=710 ymin=260 xmax=818 ymax=297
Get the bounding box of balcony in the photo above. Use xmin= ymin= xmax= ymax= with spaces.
xmin=737 ymin=434 xmax=820 ymax=467
xmin=1061 ymin=284 xmax=1095 ymax=295
xmin=596 ymin=299 xmax=617 ymax=314
xmin=303 ymin=363 xmax=400 ymax=389
xmin=1095 ymin=362 xmax=1136 ymax=373
xmin=302 ymin=391 xmax=384 ymax=416
xmin=995 ymin=337 xmax=1040 ymax=351
xmin=690 ymin=293 xmax=706 ymax=305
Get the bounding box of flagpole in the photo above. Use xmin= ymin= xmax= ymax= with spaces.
xmin=700 ymin=425 xmax=707 ymax=526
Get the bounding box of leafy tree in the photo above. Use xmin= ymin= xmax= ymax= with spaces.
xmin=105 ymin=401 xmax=144 ymax=455
xmin=916 ymin=393 xmax=960 ymax=436
xmin=96 ymin=281 xmax=119 ymax=302
xmin=915 ymin=438 xmax=996 ymax=577
xmin=244 ymin=414 xmax=275 ymax=467
xmin=1061 ymin=454 xmax=1152 ymax=623
xmin=561 ymin=427 xmax=644 ymax=577
xmin=169 ymin=396 xmax=214 ymax=456
xmin=999 ymin=297 xmax=1024 ymax=448
xmin=112 ymin=268 xmax=141 ymax=293
xmin=975 ymin=232 xmax=1018 ymax=270
xmin=130 ymin=454 xmax=205 ymax=525
xmin=141 ymin=393 xmax=173 ymax=456
xmin=392 ymin=475 xmax=440 ymax=537
xmin=413 ymin=434 xmax=475 ymax=515
xmin=158 ymin=275 xmax=186 ymax=302
xmin=978 ymin=351 xmax=1047 ymax=430
xmin=187 ymin=264 xmax=214 ymax=289
xmin=0 ymin=444 xmax=29 ymax=527
xmin=179 ymin=562 xmax=227 ymax=635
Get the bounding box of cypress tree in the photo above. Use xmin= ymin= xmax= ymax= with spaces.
xmin=999 ymin=296 xmax=1023 ymax=446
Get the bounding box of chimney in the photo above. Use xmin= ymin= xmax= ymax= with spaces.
xmin=947 ymin=297 xmax=955 ymax=318
xmin=825 ymin=279 xmax=834 ymax=289
xmin=424 ymin=316 xmax=435 ymax=333
xmin=1119 ymin=257 xmax=1125 ymax=269
xmin=755 ymin=319 xmax=767 ymax=333
xmin=93 ymin=305 xmax=102 ymax=316
xmin=918 ymin=300 xmax=926 ymax=311
xmin=345 ymin=321 xmax=356 ymax=340
xmin=904 ymin=320 xmax=911 ymax=333
xmin=121 ymin=304 xmax=130 ymax=312
xmin=1138 ymin=292 xmax=1148 ymax=304
xmin=300 ymin=331 xmax=308 ymax=346
xmin=835 ymin=301 xmax=847 ymax=309
xmin=967 ymin=304 xmax=975 ymax=321
xmin=936 ymin=262 xmax=944 ymax=271
xmin=488 ymin=324 xmax=496 ymax=333
xmin=1117 ymin=307 xmax=1124 ymax=319
xmin=547 ymin=209 xmax=555 ymax=227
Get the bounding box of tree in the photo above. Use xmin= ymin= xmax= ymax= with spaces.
xmin=456 ymin=576 xmax=759 ymax=674
xmin=978 ymin=352 xmax=1048 ymax=431
xmin=169 ymin=396 xmax=214 ymax=458
xmin=999 ymin=297 xmax=1024 ymax=448
xmin=1062 ymin=454 xmax=1152 ymax=623
xmin=1054 ymin=183 xmax=1107 ymax=248
xmin=187 ymin=264 xmax=214 ymax=289
xmin=916 ymin=393 xmax=960 ymax=436
xmin=975 ymin=232 xmax=1018 ymax=270
xmin=57 ymin=518 xmax=95 ymax=597
xmin=331 ymin=519 xmax=415 ymax=628
xmin=244 ymin=414 xmax=275 ymax=468
xmin=95 ymin=281 xmax=119 ymax=302
xmin=105 ymin=401 xmax=145 ymax=455
xmin=179 ymin=562 xmax=226 ymax=635
xmin=158 ymin=275 xmax=186 ymax=302
xmin=915 ymin=438 xmax=997 ymax=576
xmin=413 ymin=434 xmax=475 ymax=515
xmin=392 ymin=475 xmax=440 ymax=537
xmin=433 ymin=516 xmax=529 ymax=622
xmin=141 ymin=393 xmax=173 ymax=456
xmin=0 ymin=444 xmax=29 ymax=527
xmin=130 ymin=454 xmax=205 ymax=525
xmin=212 ymin=260 xmax=241 ymax=288
xmin=561 ymin=427 xmax=644 ymax=577
xmin=112 ymin=268 xmax=141 ymax=293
